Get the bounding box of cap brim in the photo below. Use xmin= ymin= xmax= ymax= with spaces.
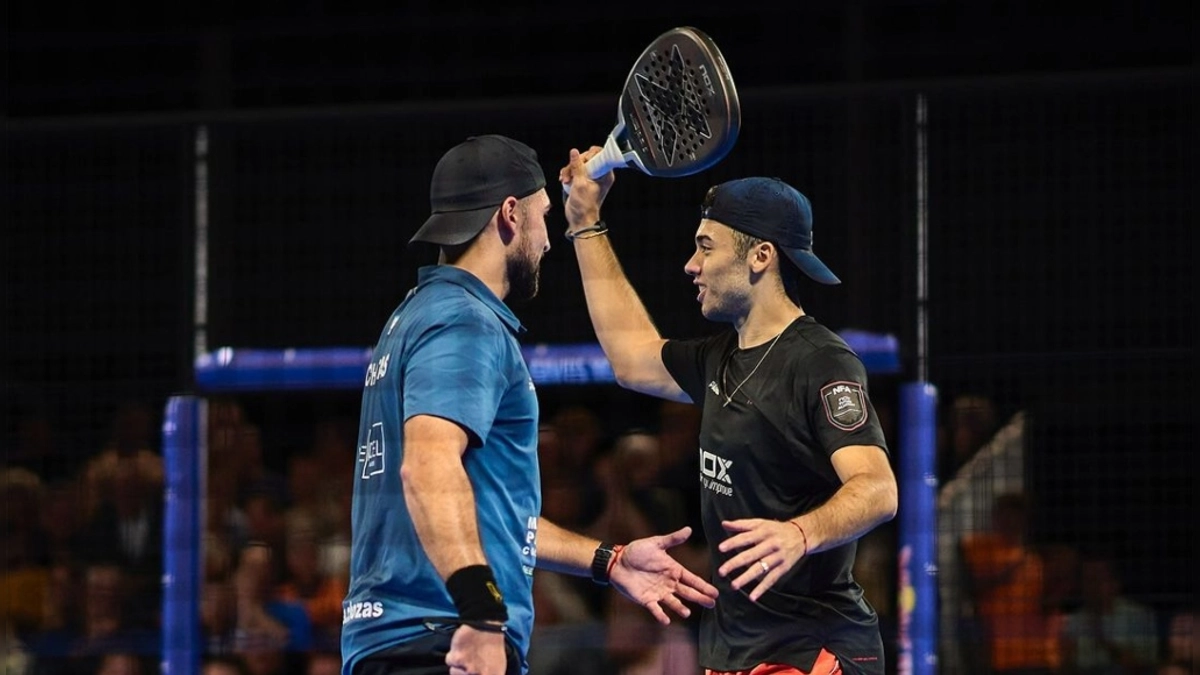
xmin=783 ymin=248 xmax=841 ymax=285
xmin=409 ymin=204 xmax=498 ymax=246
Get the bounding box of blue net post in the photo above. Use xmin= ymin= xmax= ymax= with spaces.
xmin=162 ymin=395 xmax=204 ymax=675
xmin=896 ymin=382 xmax=938 ymax=675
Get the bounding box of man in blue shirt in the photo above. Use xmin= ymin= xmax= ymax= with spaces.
xmin=341 ymin=135 xmax=718 ymax=675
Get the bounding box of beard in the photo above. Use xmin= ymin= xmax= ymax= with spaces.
xmin=699 ymin=280 xmax=751 ymax=324
xmin=700 ymin=298 xmax=735 ymax=323
xmin=506 ymin=240 xmax=542 ymax=303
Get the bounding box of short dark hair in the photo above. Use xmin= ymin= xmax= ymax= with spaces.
xmin=729 ymin=229 xmax=801 ymax=304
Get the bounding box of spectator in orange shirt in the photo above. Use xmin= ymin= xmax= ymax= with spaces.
xmin=961 ymin=492 xmax=1058 ymax=674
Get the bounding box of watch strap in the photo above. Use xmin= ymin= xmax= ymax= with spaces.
xmin=591 ymin=542 xmax=617 ymax=585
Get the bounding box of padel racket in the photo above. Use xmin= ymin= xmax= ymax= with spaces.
xmin=584 ymin=26 xmax=740 ymax=180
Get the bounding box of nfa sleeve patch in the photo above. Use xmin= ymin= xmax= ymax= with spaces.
xmin=821 ymin=381 xmax=869 ymax=431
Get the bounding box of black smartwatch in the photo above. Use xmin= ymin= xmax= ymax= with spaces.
xmin=591 ymin=542 xmax=618 ymax=586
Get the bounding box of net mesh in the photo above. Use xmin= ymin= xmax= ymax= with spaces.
xmin=3 ymin=70 xmax=1192 ymax=674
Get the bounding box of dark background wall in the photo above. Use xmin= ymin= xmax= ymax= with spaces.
xmin=3 ymin=1 xmax=1195 ymax=665
xmin=6 ymin=1 xmax=1195 ymax=118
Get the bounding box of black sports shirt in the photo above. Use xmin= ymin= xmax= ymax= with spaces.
xmin=661 ymin=315 xmax=889 ymax=674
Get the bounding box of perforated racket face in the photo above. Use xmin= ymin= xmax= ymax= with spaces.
xmin=617 ymin=27 xmax=740 ymax=178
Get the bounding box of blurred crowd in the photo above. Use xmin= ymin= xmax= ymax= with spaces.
xmin=2 ymin=393 xmax=1194 ymax=675
xmin=935 ymin=394 xmax=1196 ymax=675
xmin=2 ymin=399 xmax=350 ymax=675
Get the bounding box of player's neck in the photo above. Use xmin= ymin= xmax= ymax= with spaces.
xmin=735 ymin=297 xmax=803 ymax=349
xmin=448 ymin=239 xmax=509 ymax=301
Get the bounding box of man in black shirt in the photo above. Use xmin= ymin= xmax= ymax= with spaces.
xmin=559 ymin=148 xmax=898 ymax=675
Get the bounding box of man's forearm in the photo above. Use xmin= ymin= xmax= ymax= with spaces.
xmin=572 ymin=234 xmax=662 ymax=382
xmin=533 ymin=518 xmax=605 ymax=577
xmin=795 ymin=473 xmax=897 ymax=554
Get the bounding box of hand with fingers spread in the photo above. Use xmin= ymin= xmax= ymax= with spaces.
xmin=609 ymin=526 xmax=719 ymax=624
xmin=717 ymin=518 xmax=810 ymax=602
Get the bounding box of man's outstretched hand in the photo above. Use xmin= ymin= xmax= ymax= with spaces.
xmin=609 ymin=526 xmax=719 ymax=625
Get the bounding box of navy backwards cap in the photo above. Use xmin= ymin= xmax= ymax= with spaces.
xmin=409 ymin=135 xmax=547 ymax=246
xmin=701 ymin=176 xmax=841 ymax=285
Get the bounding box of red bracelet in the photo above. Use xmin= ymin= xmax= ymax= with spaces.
xmin=607 ymin=544 xmax=626 ymax=576
xmin=787 ymin=520 xmax=809 ymax=557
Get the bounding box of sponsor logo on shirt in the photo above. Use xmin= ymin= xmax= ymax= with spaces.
xmin=365 ymin=354 xmax=390 ymax=387
xmin=343 ymin=600 xmax=384 ymax=624
xmin=820 ymin=381 xmax=869 ymax=431
xmin=358 ymin=422 xmax=385 ymax=479
xmin=521 ymin=516 xmax=538 ymax=574
xmin=699 ymin=447 xmax=733 ymax=497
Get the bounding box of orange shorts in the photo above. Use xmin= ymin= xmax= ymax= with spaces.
xmin=705 ymin=648 xmax=842 ymax=675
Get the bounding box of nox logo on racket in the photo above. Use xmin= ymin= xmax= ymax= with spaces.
xmin=697 ymin=63 xmax=716 ymax=96
xmin=633 ymin=43 xmax=713 ymax=168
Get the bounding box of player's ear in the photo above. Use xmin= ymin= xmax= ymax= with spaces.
xmin=496 ymin=196 xmax=521 ymax=243
xmin=749 ymin=242 xmax=774 ymax=273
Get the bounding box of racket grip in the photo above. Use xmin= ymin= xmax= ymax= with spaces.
xmin=584 ymin=135 xmax=630 ymax=179
xmin=565 ymin=135 xmax=628 ymax=197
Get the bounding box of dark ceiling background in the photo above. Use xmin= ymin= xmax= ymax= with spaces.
xmin=6 ymin=1 xmax=1195 ymax=119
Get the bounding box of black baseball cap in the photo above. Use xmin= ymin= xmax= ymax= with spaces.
xmin=701 ymin=176 xmax=841 ymax=285
xmin=409 ymin=135 xmax=547 ymax=246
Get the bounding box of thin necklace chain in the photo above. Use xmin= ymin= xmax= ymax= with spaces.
xmin=722 ymin=331 xmax=784 ymax=408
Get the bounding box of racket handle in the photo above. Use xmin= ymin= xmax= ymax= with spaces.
xmin=584 ymin=135 xmax=632 ymax=179
xmin=565 ymin=135 xmax=631 ymax=197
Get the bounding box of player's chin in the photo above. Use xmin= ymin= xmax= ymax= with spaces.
xmin=698 ymin=301 xmax=724 ymax=322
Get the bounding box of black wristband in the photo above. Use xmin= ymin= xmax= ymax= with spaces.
xmin=591 ymin=542 xmax=618 ymax=586
xmin=446 ymin=565 xmax=508 ymax=623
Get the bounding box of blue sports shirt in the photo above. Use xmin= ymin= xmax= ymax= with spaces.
xmin=341 ymin=265 xmax=541 ymax=674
